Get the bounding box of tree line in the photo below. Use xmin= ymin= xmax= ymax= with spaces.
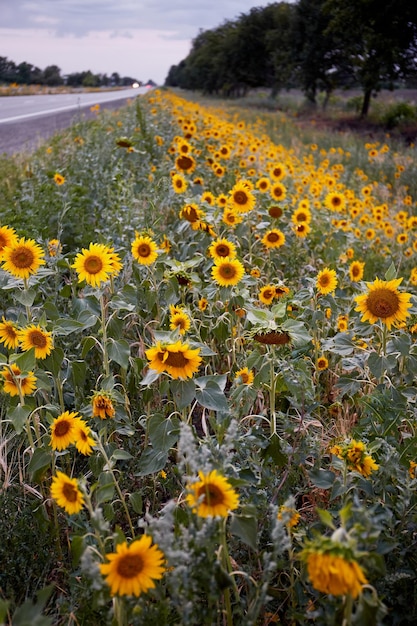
xmin=0 ymin=57 xmax=140 ymax=88
xmin=165 ymin=0 xmax=417 ymax=116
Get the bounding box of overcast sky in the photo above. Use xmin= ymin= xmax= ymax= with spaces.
xmin=1 ymin=0 xmax=275 ymax=84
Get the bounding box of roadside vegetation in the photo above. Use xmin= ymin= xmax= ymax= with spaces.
xmin=1 ymin=87 xmax=417 ymax=625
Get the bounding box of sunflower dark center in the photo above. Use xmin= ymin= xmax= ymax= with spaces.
xmin=263 ymin=289 xmax=274 ymax=299
xmin=267 ymin=233 xmax=280 ymax=243
xmin=84 ymin=255 xmax=103 ymax=274
xmin=273 ymin=187 xmax=283 ymax=197
xmin=233 ymin=191 xmax=248 ymax=205
xmin=215 ymin=245 xmax=230 ymax=257
xmin=352 ymin=265 xmax=361 ymax=277
xmin=367 ymin=288 xmax=399 ymax=318
xmin=269 ymin=206 xmax=283 ymax=218
xmin=164 ymin=351 xmax=189 ymax=367
xmin=117 ymin=554 xmax=144 ymax=578
xmin=10 ymin=246 xmax=34 ymax=268
xmin=62 ymin=482 xmax=79 ymax=502
xmin=319 ymin=275 xmax=330 ymax=287
xmin=177 ymin=155 xmax=193 ymax=170
xmin=55 ymin=420 xmax=71 ymax=437
xmin=197 ymin=484 xmax=224 ymax=506
xmin=332 ymin=197 xmax=341 ymax=206
xmin=296 ymin=212 xmax=308 ymax=222
xmin=240 ymin=372 xmax=250 ymax=383
xmin=29 ymin=330 xmax=47 ymax=348
xmin=137 ymin=244 xmax=151 ymax=257
xmin=219 ymin=264 xmax=237 ymax=279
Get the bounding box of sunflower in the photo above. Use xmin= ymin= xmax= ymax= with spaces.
xmin=304 ymin=550 xmax=367 ymax=598
xmin=269 ymin=163 xmax=286 ymax=180
xmin=2 ymin=237 xmax=45 ymax=279
xmin=72 ymin=243 xmax=114 ymax=287
xmin=0 ymin=317 xmax=20 ymax=349
xmin=201 ymin=191 xmax=215 ymax=205
xmin=170 ymin=310 xmax=191 ymax=335
xmin=172 ymin=173 xmax=187 ymax=193
xmin=354 ymin=277 xmax=412 ymax=330
xmin=74 ymin=420 xmax=95 ymax=455
xmin=316 ymin=268 xmax=338 ymax=295
xmin=146 ymin=340 xmax=202 ymax=379
xmin=50 ymin=471 xmax=84 ymax=515
xmin=349 ymin=260 xmax=365 ymax=282
xmin=278 ymin=505 xmax=300 ymax=528
xmin=208 ymin=238 xmax=237 ymax=260
xmin=256 ymin=177 xmax=271 ymax=192
xmin=270 ymin=182 xmax=287 ymax=202
xmin=50 ymin=411 xmax=81 ymax=451
xmin=337 ymin=315 xmax=349 ymax=332
xmin=53 ymin=173 xmax=65 ymax=185
xmin=262 ymin=229 xmax=285 ymax=249
xmin=316 ymin=355 xmax=329 ymax=371
xmin=107 ymin=247 xmax=123 ymax=277
xmin=180 ymin=203 xmax=204 ymax=224
xmin=222 ymin=208 xmax=243 ymax=227
xmin=235 ymin=367 xmax=254 ymax=385
xmin=131 ymin=234 xmax=158 ymax=266
xmin=47 ymin=239 xmax=62 ymax=257
xmin=198 ymin=297 xmax=208 ymax=311
xmin=291 ymin=207 xmax=312 ymax=225
xmin=268 ymin=205 xmax=283 ymax=219
xmin=186 ymin=469 xmax=239 ymax=518
xmin=229 ymin=181 xmax=256 ymax=213
xmin=324 ymin=192 xmax=346 ymax=212
xmin=0 ymin=225 xmax=18 ymax=260
xmin=92 ymin=391 xmax=116 ymax=419
xmin=100 ymin=536 xmax=165 ymax=597
xmin=175 ymin=154 xmax=196 ymax=174
xmin=18 ymin=324 xmax=53 ymax=359
xmin=1 ymin=363 xmax=37 ymax=397
xmin=211 ymin=257 xmax=245 ymax=287
xmin=259 ymin=285 xmax=276 ymax=305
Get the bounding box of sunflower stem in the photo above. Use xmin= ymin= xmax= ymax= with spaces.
xmin=269 ymin=352 xmax=277 ymax=437
xmin=113 ymin=596 xmax=127 ymax=626
xmin=100 ymin=293 xmax=110 ymax=378
xmin=342 ymin=593 xmax=353 ymax=626
xmin=23 ymin=277 xmax=32 ymax=321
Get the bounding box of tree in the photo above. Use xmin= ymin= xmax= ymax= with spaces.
xmin=41 ymin=65 xmax=63 ymax=86
xmin=324 ymin=0 xmax=417 ymax=116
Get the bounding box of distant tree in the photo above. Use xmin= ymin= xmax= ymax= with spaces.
xmin=265 ymin=2 xmax=298 ymax=96
xmin=41 ymin=65 xmax=63 ymax=86
xmin=82 ymin=70 xmax=99 ymax=87
xmin=324 ymin=0 xmax=417 ymax=116
xmin=111 ymin=72 xmax=120 ymax=86
xmin=0 ymin=56 xmax=17 ymax=83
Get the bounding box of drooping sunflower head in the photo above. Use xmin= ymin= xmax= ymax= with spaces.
xmin=354 ymin=277 xmax=412 ymax=330
xmin=131 ymin=234 xmax=159 ymax=266
xmin=2 ymin=237 xmax=45 ymax=280
xmin=211 ymin=257 xmax=245 ymax=287
xmin=18 ymin=324 xmax=53 ymax=359
xmin=180 ymin=203 xmax=204 ymax=224
xmin=0 ymin=317 xmax=20 ymax=350
xmin=72 ymin=242 xmax=114 ymax=287
xmin=208 ymin=238 xmax=237 ymax=260
xmin=50 ymin=471 xmax=84 ymax=515
xmin=99 ymin=536 xmax=166 ymax=597
xmin=316 ymin=268 xmax=338 ymax=295
xmin=186 ymin=469 xmax=239 ymax=518
xmin=92 ymin=390 xmax=116 ymax=419
xmin=1 ymin=363 xmax=37 ymax=397
xmin=302 ymin=545 xmax=368 ymax=599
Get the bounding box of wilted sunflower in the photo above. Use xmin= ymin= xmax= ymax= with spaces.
xmin=50 ymin=471 xmax=84 ymax=515
xmin=146 ymin=340 xmax=202 ymax=379
xmin=208 ymin=238 xmax=237 ymax=260
xmin=2 ymin=236 xmax=45 ymax=280
xmin=179 ymin=203 xmax=204 ymax=225
xmin=131 ymin=234 xmax=158 ymax=266
xmin=211 ymin=257 xmax=245 ymax=287
xmin=316 ymin=268 xmax=338 ymax=295
xmin=1 ymin=363 xmax=37 ymax=397
xmin=92 ymin=391 xmax=116 ymax=419
xmin=186 ymin=469 xmax=239 ymax=518
xmin=262 ymin=229 xmax=286 ymax=249
xmin=349 ymin=260 xmax=365 ymax=282
xmin=72 ymin=243 xmax=114 ymax=287
xmin=354 ymin=277 xmax=412 ymax=330
xmin=228 ymin=181 xmax=256 ymax=213
xmin=50 ymin=410 xmax=81 ymax=451
xmin=18 ymin=324 xmax=53 ymax=359
xmin=234 ymin=367 xmax=254 ymax=385
xmin=100 ymin=536 xmax=165 ymax=597
xmin=303 ymin=546 xmax=367 ymax=598
xmin=0 ymin=225 xmax=18 ymax=260
xmin=0 ymin=317 xmax=19 ymax=349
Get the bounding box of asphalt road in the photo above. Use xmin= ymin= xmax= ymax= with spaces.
xmin=0 ymin=88 xmax=147 ymax=156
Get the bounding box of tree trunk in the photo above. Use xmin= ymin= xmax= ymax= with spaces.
xmin=361 ymin=88 xmax=372 ymax=117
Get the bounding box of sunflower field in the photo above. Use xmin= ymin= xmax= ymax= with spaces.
xmin=1 ymin=88 xmax=417 ymax=625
